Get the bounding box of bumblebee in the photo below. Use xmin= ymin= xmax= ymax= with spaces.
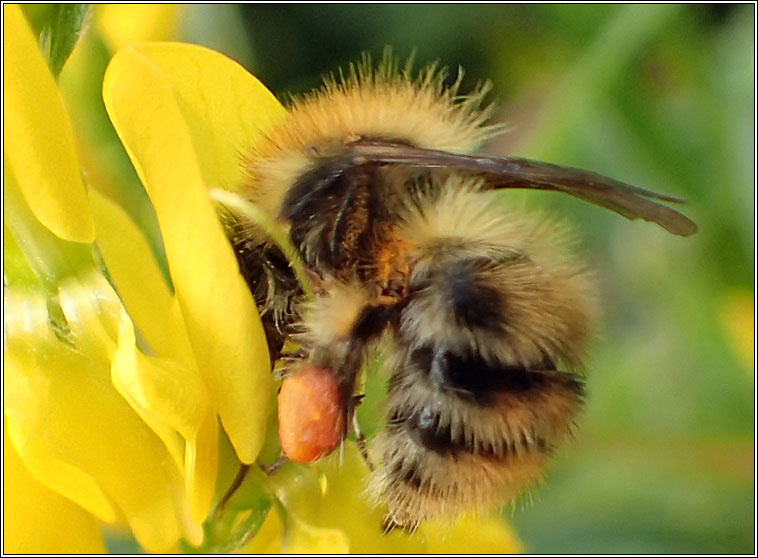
xmin=219 ymin=54 xmax=696 ymax=531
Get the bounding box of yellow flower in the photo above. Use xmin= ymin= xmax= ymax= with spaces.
xmin=3 ymin=416 xmax=106 ymax=553
xmin=94 ymin=4 xmax=185 ymax=52
xmin=5 ymin=3 xmax=522 ymax=550
xmin=101 ymin=42 xmax=285 ymax=464
xmin=720 ymin=289 xmax=755 ymax=374
xmin=4 ymin=5 xmax=271 ymax=552
xmin=238 ymin=445 xmax=524 ymax=554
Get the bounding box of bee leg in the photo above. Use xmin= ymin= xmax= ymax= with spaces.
xmin=213 ymin=463 xmax=251 ymax=517
xmin=257 ymin=454 xmax=288 ymax=475
xmin=351 ymin=411 xmax=374 ymax=471
xmin=279 ymin=348 xmax=308 ymax=361
xmin=214 ymin=454 xmax=289 ymax=518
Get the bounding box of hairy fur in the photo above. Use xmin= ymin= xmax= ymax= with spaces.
xmin=396 ymin=181 xmax=596 ymax=368
xmin=230 ymin=55 xmax=604 ymax=531
xmin=244 ymin=54 xmax=499 ymax=217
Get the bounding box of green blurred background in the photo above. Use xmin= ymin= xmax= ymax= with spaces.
xmin=26 ymin=3 xmax=754 ymax=554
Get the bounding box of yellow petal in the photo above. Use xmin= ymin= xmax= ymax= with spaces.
xmin=57 ymin=273 xmax=120 ymax=360
xmin=88 ymin=186 xmax=196 ymax=365
xmin=421 ymin=515 xmax=524 ymax=554
xmin=89 ymin=190 xmax=218 ymax=527
xmin=4 ymin=287 xmax=194 ymax=553
xmin=237 ymin=508 xmax=284 ymax=554
xmin=282 ymin=513 xmax=350 ymax=555
xmin=102 ymin=46 xmax=272 ymax=463
xmin=113 ymin=338 xmax=217 ymax=534
xmin=185 ymin=409 xmax=219 ymax=524
xmin=720 ymin=289 xmax=755 ymax=373
xmin=2 ymin=4 xmax=94 ymax=243
xmin=95 ymin=5 xmax=184 ymax=52
xmin=109 ymin=310 xmax=194 ymax=472
xmin=3 ymin=289 xmax=118 ymax=524
xmin=62 ymin=272 xmax=213 ymax=544
xmin=4 ymin=418 xmax=106 ymax=554
xmin=58 ymin=273 xmax=190 ymax=466
xmin=126 ymin=42 xmax=287 ymax=191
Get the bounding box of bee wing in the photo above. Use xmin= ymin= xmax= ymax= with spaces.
xmin=346 ymin=141 xmax=697 ymax=237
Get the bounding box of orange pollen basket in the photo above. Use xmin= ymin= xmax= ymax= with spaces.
xmin=277 ymin=365 xmax=347 ymax=463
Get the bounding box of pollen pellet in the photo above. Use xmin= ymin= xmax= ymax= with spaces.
xmin=278 ymin=365 xmax=346 ymax=463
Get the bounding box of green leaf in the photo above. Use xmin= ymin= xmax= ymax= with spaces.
xmin=39 ymin=4 xmax=90 ymax=78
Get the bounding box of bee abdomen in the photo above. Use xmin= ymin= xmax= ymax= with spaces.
xmin=371 ymin=345 xmax=584 ymax=529
xmin=369 ymin=422 xmax=550 ymax=531
xmin=387 ymin=346 xmax=582 ymax=456
xmin=388 ymin=406 xmax=549 ymax=459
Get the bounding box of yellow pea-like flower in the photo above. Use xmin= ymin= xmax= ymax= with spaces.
xmin=4 ymin=4 xmax=523 ymax=552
